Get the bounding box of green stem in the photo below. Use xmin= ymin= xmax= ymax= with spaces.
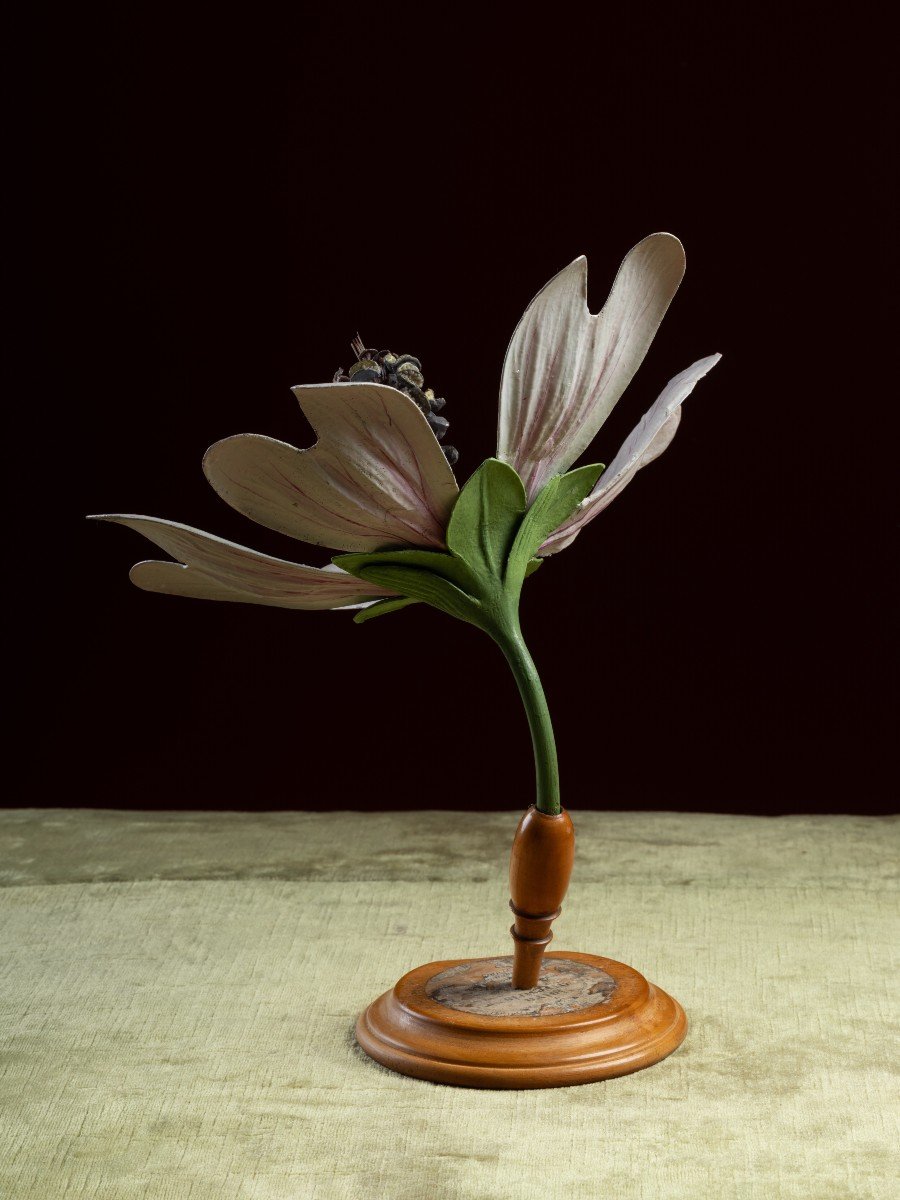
xmin=491 ymin=618 xmax=561 ymax=815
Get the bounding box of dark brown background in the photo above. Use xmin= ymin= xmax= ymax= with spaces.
xmin=28 ymin=6 xmax=896 ymax=813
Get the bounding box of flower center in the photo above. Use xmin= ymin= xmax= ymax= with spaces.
xmin=334 ymin=335 xmax=459 ymax=466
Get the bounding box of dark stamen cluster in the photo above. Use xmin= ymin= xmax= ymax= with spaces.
xmin=334 ymin=335 xmax=458 ymax=466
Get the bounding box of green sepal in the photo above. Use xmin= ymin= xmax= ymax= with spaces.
xmin=334 ymin=547 xmax=477 ymax=594
xmin=336 ymin=462 xmax=550 ymax=632
xmin=507 ymin=463 xmax=605 ymax=586
xmin=344 ymin=563 xmax=484 ymax=628
xmin=352 ymin=597 xmax=420 ymax=624
xmin=446 ymin=458 xmax=527 ymax=582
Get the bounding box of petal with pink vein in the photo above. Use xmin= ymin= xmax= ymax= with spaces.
xmin=498 ymin=234 xmax=686 ymax=501
xmin=89 ymin=515 xmax=397 ymax=609
xmin=539 ymin=354 xmax=722 ymax=555
xmin=203 ymin=382 xmax=459 ymax=553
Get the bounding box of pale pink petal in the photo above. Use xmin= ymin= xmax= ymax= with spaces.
xmin=203 ymin=382 xmax=459 ymax=553
xmin=498 ymin=234 xmax=686 ymax=500
xmin=90 ymin=514 xmax=397 ymax=609
xmin=540 ymin=355 xmax=722 ymax=555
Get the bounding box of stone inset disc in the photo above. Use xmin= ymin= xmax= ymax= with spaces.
xmin=356 ymin=951 xmax=688 ymax=1090
xmin=425 ymin=955 xmax=616 ymax=1016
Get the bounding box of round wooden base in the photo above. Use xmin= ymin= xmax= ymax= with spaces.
xmin=356 ymin=951 xmax=687 ymax=1089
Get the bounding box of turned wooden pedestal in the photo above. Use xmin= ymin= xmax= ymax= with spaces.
xmin=356 ymin=951 xmax=686 ymax=1088
xmin=355 ymin=807 xmax=687 ymax=1088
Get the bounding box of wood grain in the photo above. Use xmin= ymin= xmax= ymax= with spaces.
xmin=356 ymin=951 xmax=687 ymax=1089
xmin=508 ymin=806 xmax=576 ymax=987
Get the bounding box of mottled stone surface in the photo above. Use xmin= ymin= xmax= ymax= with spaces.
xmin=426 ymin=955 xmax=616 ymax=1016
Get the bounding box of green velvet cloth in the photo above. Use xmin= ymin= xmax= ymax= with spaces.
xmin=1 ymin=809 xmax=897 ymax=1199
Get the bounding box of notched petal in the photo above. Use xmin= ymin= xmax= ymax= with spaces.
xmin=203 ymin=382 xmax=459 ymax=553
xmin=89 ymin=514 xmax=397 ymax=610
xmin=539 ymin=354 xmax=722 ymax=554
xmin=498 ymin=234 xmax=686 ymax=500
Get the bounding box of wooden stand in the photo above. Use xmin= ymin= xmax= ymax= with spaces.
xmin=508 ymin=805 xmax=575 ymax=987
xmin=355 ymin=807 xmax=687 ymax=1088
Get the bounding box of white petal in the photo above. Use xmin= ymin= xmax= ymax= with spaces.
xmin=203 ymin=382 xmax=459 ymax=552
xmin=91 ymin=515 xmax=396 ymax=609
xmin=539 ymin=354 xmax=722 ymax=555
xmin=498 ymin=234 xmax=686 ymax=500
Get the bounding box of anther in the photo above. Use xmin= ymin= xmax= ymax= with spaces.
xmin=335 ymin=339 xmax=458 ymax=468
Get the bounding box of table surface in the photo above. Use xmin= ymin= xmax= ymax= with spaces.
xmin=2 ymin=808 xmax=898 ymax=1200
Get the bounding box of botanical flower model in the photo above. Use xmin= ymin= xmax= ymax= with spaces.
xmin=93 ymin=233 xmax=720 ymax=815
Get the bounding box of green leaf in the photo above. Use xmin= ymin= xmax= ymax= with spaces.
xmin=446 ymin=458 xmax=527 ymax=581
xmin=507 ymin=463 xmax=605 ymax=586
xmin=334 ymin=548 xmax=477 ymax=594
xmin=348 ymin=564 xmax=484 ymax=628
xmin=352 ymin=597 xmax=420 ymax=624
xmin=335 ymin=467 xmax=546 ymax=632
